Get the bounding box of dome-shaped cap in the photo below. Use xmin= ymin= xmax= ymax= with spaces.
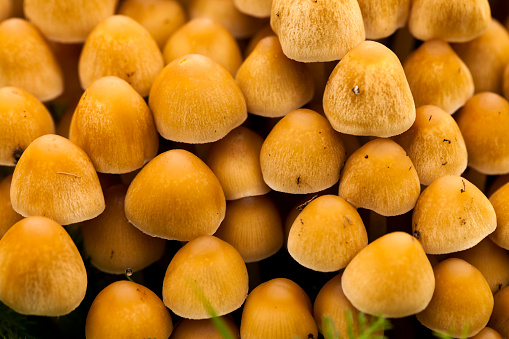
xmin=234 ymin=0 xmax=271 ymax=18
xmin=357 ymin=0 xmax=410 ymax=40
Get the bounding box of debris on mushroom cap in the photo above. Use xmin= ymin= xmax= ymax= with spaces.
xmin=488 ymin=286 xmax=509 ymax=337
xmin=233 ymin=0 xmax=271 ymax=18
xmin=0 ymin=175 xmax=22 ymax=240
xmin=489 ymin=181 xmax=509 ymax=250
xmin=86 ymin=280 xmax=173 ymax=339
xmin=357 ymin=0 xmax=410 ymax=40
xmin=0 ymin=216 xmax=87 ymax=316
xmin=171 ymin=316 xmax=240 ymax=339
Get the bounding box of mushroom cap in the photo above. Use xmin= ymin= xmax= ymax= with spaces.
xmin=0 ymin=216 xmax=87 ymax=316
xmin=0 ymin=175 xmax=22 ymax=239
xmin=416 ymin=258 xmax=494 ymax=337
xmin=489 ymin=181 xmax=509 ymax=249
xmin=342 ymin=232 xmax=435 ymax=318
xmin=23 ymin=0 xmax=118 ymax=43
xmin=392 ymin=105 xmax=468 ymax=185
xmin=245 ymin=24 xmax=275 ymax=57
xmin=233 ymin=0 xmax=271 ymax=18
xmin=0 ymin=86 xmax=55 ymax=166
xmin=323 ymin=40 xmax=415 ymax=137
xmin=403 ymin=39 xmax=474 ymax=114
xmin=470 ymin=327 xmax=503 ymax=339
xmin=412 ymin=175 xmax=496 ymax=254
xmin=149 ymin=54 xmax=247 ymax=144
xmin=86 ymin=280 xmax=173 ymax=339
xmin=171 ymin=317 xmax=239 ymax=339
xmin=125 ymin=149 xmax=226 ymax=241
xmin=162 ymin=235 xmax=248 ymax=319
xmin=488 ymin=286 xmax=509 ymax=337
xmin=235 ymin=36 xmax=314 ymax=118
xmin=357 ymin=0 xmax=410 ymax=40
xmin=288 ymin=195 xmax=368 ymax=272
xmin=455 ymin=92 xmax=509 ymax=175
xmin=10 ymin=134 xmax=105 ymax=225
xmin=0 ymin=0 xmax=12 ymax=21
xmin=260 ymin=108 xmax=346 ymax=194
xmin=0 ymin=18 xmax=63 ymax=102
xmin=79 ymin=15 xmax=164 ymax=97
xmin=338 ymin=138 xmax=420 ymax=217
xmin=69 ymin=76 xmax=159 ymax=174
xmin=270 ymin=0 xmax=365 ymax=62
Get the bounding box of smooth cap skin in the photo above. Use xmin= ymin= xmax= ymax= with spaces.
xmin=245 ymin=24 xmax=276 ymax=57
xmin=69 ymin=76 xmax=159 ymax=174
xmin=0 ymin=87 xmax=55 ymax=166
xmin=323 ymin=41 xmax=415 ymax=137
xmin=163 ymin=18 xmax=243 ymax=76
xmin=23 ymin=0 xmax=118 ymax=43
xmin=86 ymin=281 xmax=173 ymax=339
xmin=149 ymin=54 xmax=247 ymax=144
xmin=171 ymin=317 xmax=239 ymax=339
xmin=393 ymin=105 xmax=468 ymax=185
xmin=206 ymin=126 xmax=270 ymax=200
xmin=470 ymin=327 xmax=503 ymax=339
xmin=125 ymin=149 xmax=226 ymax=241
xmin=240 ymin=278 xmax=317 ymax=339
xmin=0 ymin=175 xmax=22 ymax=239
xmin=413 ymin=175 xmax=496 ymax=254
xmin=0 ymin=0 xmax=12 ymax=21
xmin=338 ymin=139 xmax=420 ymax=217
xmin=79 ymin=15 xmax=164 ymax=97
xmin=234 ymin=0 xmax=271 ymax=18
xmin=235 ymin=36 xmax=315 ymax=118
xmin=456 ymin=93 xmax=509 ymax=175
xmin=489 ymin=182 xmax=509 ymax=249
xmin=10 ymin=134 xmax=105 ymax=225
xmin=260 ymin=109 xmax=346 ymax=194
xmin=162 ymin=236 xmax=248 ymax=319
xmin=288 ymin=195 xmax=368 ymax=272
xmin=417 ymin=258 xmax=494 ymax=337
xmin=0 ymin=19 xmax=63 ymax=102
xmin=357 ymin=0 xmax=410 ymax=39
xmin=270 ymin=0 xmax=365 ymax=62
xmin=409 ymin=0 xmax=491 ymax=42
xmin=488 ymin=286 xmax=509 ymax=337
xmin=403 ymin=40 xmax=474 ymax=114
xmin=0 ymin=216 xmax=87 ymax=316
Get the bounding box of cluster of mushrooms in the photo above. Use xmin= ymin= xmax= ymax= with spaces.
xmin=1 ymin=0 xmax=509 ymax=338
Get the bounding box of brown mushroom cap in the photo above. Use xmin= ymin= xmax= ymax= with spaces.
xmin=0 ymin=216 xmax=87 ymax=316
xmin=357 ymin=0 xmax=410 ymax=40
xmin=416 ymin=258 xmax=494 ymax=338
xmin=488 ymin=286 xmax=509 ymax=337
xmin=489 ymin=181 xmax=509 ymax=249
xmin=0 ymin=175 xmax=22 ymax=239
xmin=470 ymin=327 xmax=503 ymax=339
xmin=86 ymin=280 xmax=173 ymax=339
xmin=171 ymin=316 xmax=239 ymax=339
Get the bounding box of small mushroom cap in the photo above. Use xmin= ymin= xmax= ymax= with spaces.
xmin=470 ymin=327 xmax=503 ymax=339
xmin=0 ymin=18 xmax=63 ymax=102
xmin=235 ymin=36 xmax=314 ymax=118
xmin=288 ymin=195 xmax=368 ymax=272
xmin=338 ymin=138 xmax=420 ymax=217
xmin=488 ymin=286 xmax=509 ymax=337
xmin=357 ymin=0 xmax=410 ymax=40
xmin=23 ymin=0 xmax=118 ymax=43
xmin=0 ymin=175 xmax=22 ymax=239
xmin=323 ymin=41 xmax=415 ymax=137
xmin=240 ymin=278 xmax=317 ymax=339
xmin=413 ymin=175 xmax=496 ymax=254
xmin=416 ymin=258 xmax=494 ymax=338
xmin=393 ymin=105 xmax=468 ymax=185
xmin=79 ymin=15 xmax=164 ymax=97
xmin=0 ymin=86 xmax=55 ymax=166
xmin=125 ymin=149 xmax=225 ymax=241
xmin=408 ymin=0 xmax=491 ymax=42
xmin=10 ymin=134 xmax=105 ymax=225
xmin=171 ymin=316 xmax=239 ymax=339
xmin=233 ymin=0 xmax=271 ymax=18
xmin=162 ymin=235 xmax=248 ymax=319
xmin=455 ymin=92 xmax=509 ymax=175
xmin=270 ymin=0 xmax=365 ymax=62
xmin=245 ymin=24 xmax=275 ymax=57
xmin=163 ymin=18 xmax=242 ymax=76
xmin=403 ymin=40 xmax=474 ymax=114
xmin=342 ymin=232 xmax=435 ymax=318
xmin=149 ymin=54 xmax=247 ymax=144
xmin=86 ymin=280 xmax=173 ymax=339
xmin=0 ymin=216 xmax=87 ymax=316
xmin=489 ymin=182 xmax=509 ymax=249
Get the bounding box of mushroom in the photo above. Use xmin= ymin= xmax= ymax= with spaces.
xmin=0 ymin=175 xmax=22 ymax=239
xmin=171 ymin=316 xmax=239 ymax=338
xmin=357 ymin=0 xmax=411 ymax=40
xmin=244 ymin=24 xmax=275 ymax=57
xmin=470 ymin=327 xmax=503 ymax=339
xmin=233 ymin=0 xmax=271 ymax=18
xmin=488 ymin=286 xmax=509 ymax=337
xmin=489 ymin=181 xmax=509 ymax=249
xmin=0 ymin=0 xmax=11 ymax=21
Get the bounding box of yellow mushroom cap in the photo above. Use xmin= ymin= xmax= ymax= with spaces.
xmin=149 ymin=54 xmax=247 ymax=144
xmin=0 ymin=18 xmax=63 ymax=102
xmin=392 ymin=105 xmax=468 ymax=185
xmin=240 ymin=278 xmax=317 ymax=339
xmin=10 ymin=134 xmax=105 ymax=225
xmin=470 ymin=327 xmax=503 ymax=339
xmin=288 ymin=195 xmax=368 ymax=272
xmin=245 ymin=24 xmax=275 ymax=57
xmin=417 ymin=258 xmax=494 ymax=337
xmin=79 ymin=15 xmax=164 ymax=97
xmin=403 ymin=40 xmax=474 ymax=114
xmin=489 ymin=182 xmax=509 ymax=249
xmin=488 ymin=286 xmax=509 ymax=337
xmin=342 ymin=232 xmax=435 ymax=318
xmin=0 ymin=175 xmax=22 ymax=239
xmin=69 ymin=76 xmax=159 ymax=174
xmin=86 ymin=280 xmax=173 ymax=339
xmin=171 ymin=316 xmax=239 ymax=339
xmin=0 ymin=216 xmax=87 ymax=316
xmin=234 ymin=0 xmax=271 ymax=18
xmin=162 ymin=235 xmax=248 ymax=319
xmin=323 ymin=40 xmax=415 ymax=137
xmin=0 ymin=0 xmax=12 ymax=21
xmin=0 ymin=86 xmax=55 ymax=166
xmin=338 ymin=138 xmax=420 ymax=217
xmin=357 ymin=0 xmax=410 ymax=40
xmin=235 ymin=36 xmax=314 ymax=118
xmin=270 ymin=0 xmax=365 ymax=62
xmin=23 ymin=0 xmax=118 ymax=43
xmin=125 ymin=149 xmax=226 ymax=241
